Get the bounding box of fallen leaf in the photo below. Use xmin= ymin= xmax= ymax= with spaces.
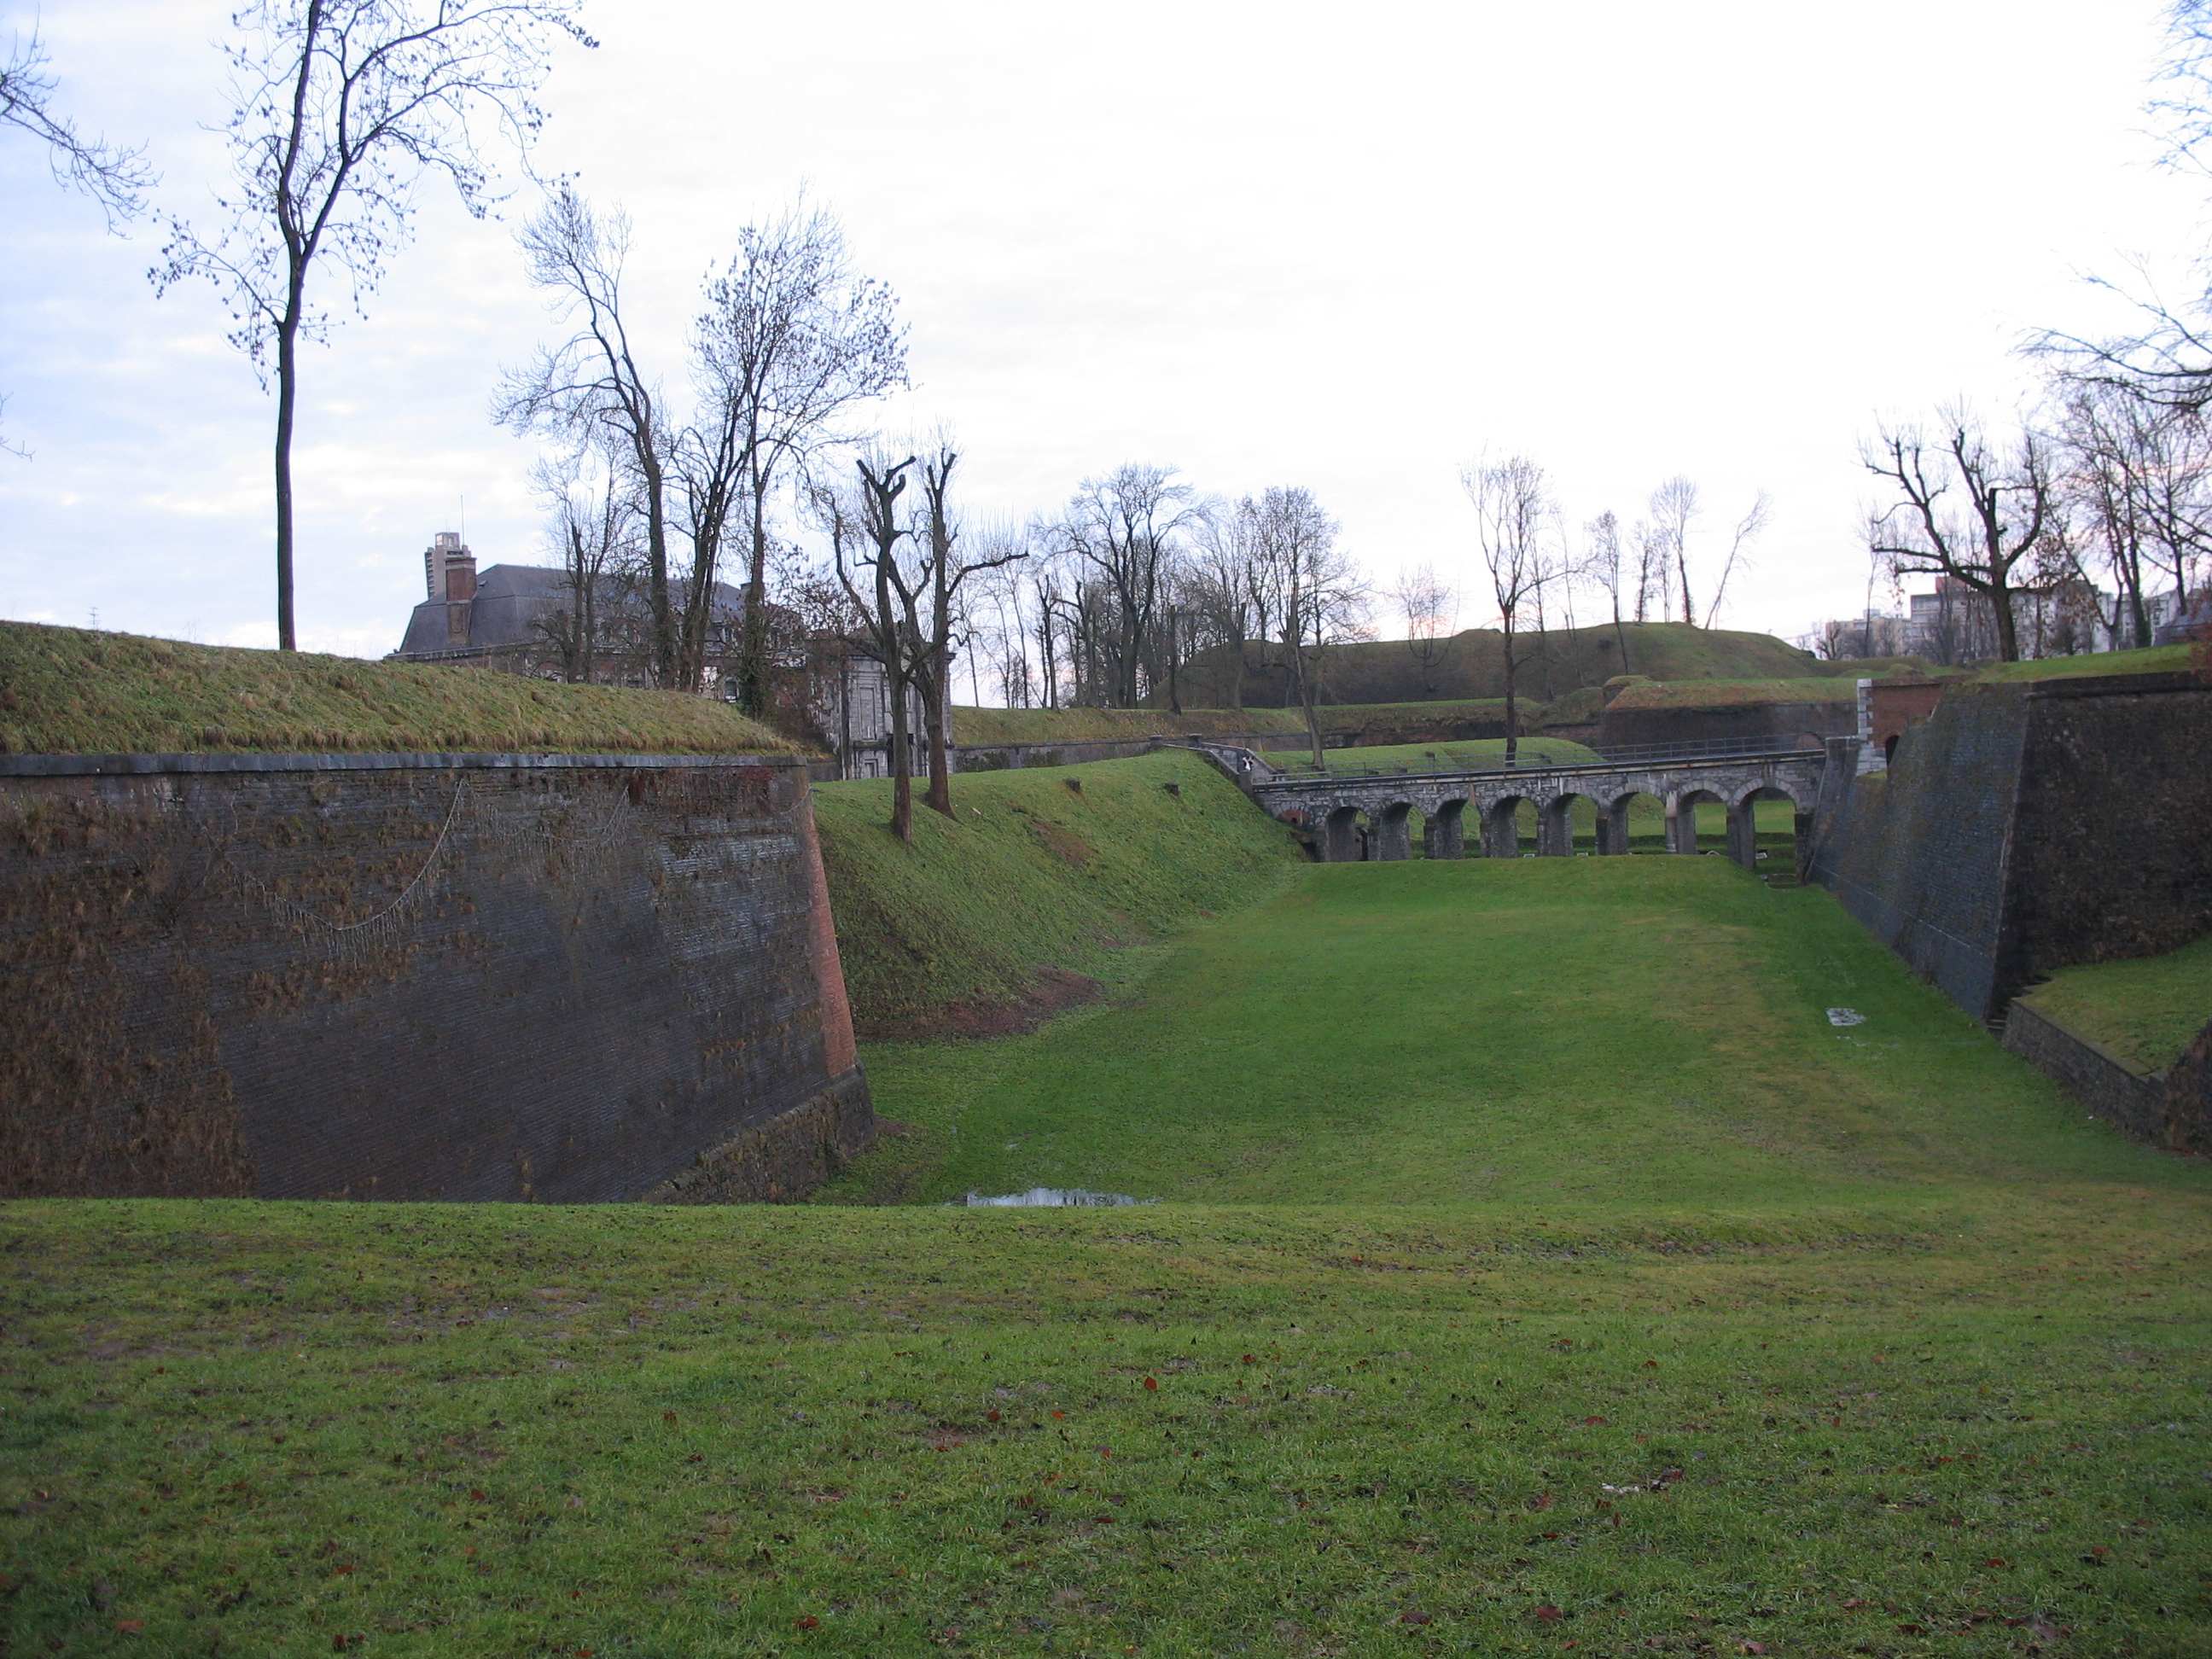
xmin=986 ymin=1408 xmax=1001 ymax=1423
xmin=1528 ymin=1490 xmax=1555 ymax=1511
xmin=1399 ymin=1610 xmax=1432 ymax=1625
xmin=1534 ymin=1604 xmax=1563 ymax=1622
xmin=1582 ymin=1415 xmax=1608 ymax=1426
xmin=795 ymin=1614 xmax=819 ymax=1630
xmin=1144 ymin=1376 xmax=1158 ymax=1392
xmin=1743 ymin=1644 xmax=1770 ymax=1656
xmin=114 ymin=1621 xmax=144 ymax=1637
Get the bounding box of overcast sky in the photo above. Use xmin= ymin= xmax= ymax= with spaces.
xmin=1 ymin=1 xmax=2203 ymax=667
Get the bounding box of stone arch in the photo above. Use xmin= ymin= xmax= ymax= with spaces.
xmin=1731 ymin=783 xmax=1809 ymax=873
xmin=1371 ymin=800 xmax=1415 ymax=861
xmin=1666 ymin=788 xmax=1725 ymax=855
xmin=1424 ymin=797 xmax=1470 ymax=859
xmin=1598 ymin=789 xmax=1667 ymax=856
xmin=1321 ymin=803 xmax=1363 ymax=863
xmin=1484 ymin=795 xmax=1534 ymax=859
xmin=1537 ymin=792 xmax=1595 ymax=857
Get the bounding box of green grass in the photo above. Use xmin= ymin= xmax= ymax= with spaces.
xmin=812 ymin=752 xmax=1303 ymax=1034
xmin=950 ymin=699 xmax=1516 ymax=747
xmin=1606 ymin=676 xmax=1865 ymax=713
xmin=0 ymin=622 xmax=796 ymax=755
xmin=1258 ymin=736 xmax=1604 ymax=775
xmin=8 ymin=859 xmax=2209 ymax=1654
xmin=2019 ymin=933 xmax=2212 ymax=1072
xmin=1970 ymin=643 xmax=2195 ymax=682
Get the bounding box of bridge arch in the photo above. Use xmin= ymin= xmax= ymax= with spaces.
xmin=1538 ymin=791 xmax=1596 ymax=857
xmin=1666 ymin=787 xmax=1725 ymax=855
xmin=1423 ymin=797 xmax=1470 ymax=859
xmin=1598 ymin=788 xmax=1667 ymax=856
xmin=1371 ymin=799 xmax=1415 ymax=861
xmin=1321 ymin=804 xmax=1364 ymax=863
xmin=1484 ymin=795 xmax=1534 ymax=859
xmin=1730 ymin=783 xmax=1812 ymax=873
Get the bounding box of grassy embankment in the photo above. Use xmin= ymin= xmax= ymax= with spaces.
xmin=1604 ymin=675 xmax=1863 ymax=713
xmin=8 ymin=839 xmax=2209 ymax=1654
xmin=0 ymin=622 xmax=796 ymax=754
xmin=951 ymin=699 xmax=1515 ymax=748
xmin=2019 ymin=933 xmax=2212 ymax=1073
xmin=811 ymin=751 xmax=1303 ymax=1035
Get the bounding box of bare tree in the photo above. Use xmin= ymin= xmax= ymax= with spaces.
xmin=907 ymin=441 xmax=1025 ymax=816
xmin=1249 ymin=487 xmax=1365 ymax=766
xmin=696 ymin=201 xmax=909 ymax=718
xmin=152 ymin=0 xmax=593 ymax=650
xmin=1394 ymin=563 xmax=1458 ymax=697
xmin=1863 ymin=408 xmax=2057 ymax=663
xmin=1463 ymin=455 xmax=1554 ymax=762
xmin=1585 ymin=510 xmax=1631 ymax=668
xmin=1630 ymin=519 xmax=1663 ymax=625
xmin=530 ymin=433 xmax=635 ymax=683
xmin=496 ymin=186 xmax=677 ymax=684
xmin=1185 ymin=498 xmax=1269 ymax=709
xmin=1051 ymin=463 xmax=1196 ymax=707
xmin=1648 ymin=475 xmax=1701 ymax=626
xmin=829 ymin=453 xmax=920 ymax=841
xmin=1701 ymin=490 xmax=1773 ymax=629
xmin=3 ymin=21 xmax=154 ymax=226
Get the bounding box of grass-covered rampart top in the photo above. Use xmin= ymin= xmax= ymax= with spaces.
xmin=811 ymin=751 xmax=1301 ymax=1034
xmin=1259 ymin=735 xmax=1603 ymax=774
xmin=1970 ymin=642 xmax=2196 ymax=681
xmin=2017 ymin=932 xmax=2212 ymax=1072
xmin=0 ymin=623 xmax=797 ymax=755
xmin=1604 ymin=675 xmax=1866 ymax=713
xmin=949 ymin=698 xmax=1514 ymax=746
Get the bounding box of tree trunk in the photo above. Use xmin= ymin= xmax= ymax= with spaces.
xmin=1676 ymin=554 xmax=1695 ymax=631
xmin=1990 ymin=579 xmax=2020 ymax=662
xmin=1611 ymin=593 xmax=1629 ymax=672
xmin=738 ymin=498 xmax=771 ymax=716
xmin=1501 ymin=619 xmax=1519 ymax=764
xmin=888 ymin=653 xmax=913 ymax=841
xmin=1166 ymin=608 xmax=1181 ymax=714
xmin=273 ymin=311 xmax=300 ymax=650
xmin=643 ymin=453 xmax=673 ymax=687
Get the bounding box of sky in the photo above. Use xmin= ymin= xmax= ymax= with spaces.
xmin=1 ymin=0 xmax=2205 ymax=669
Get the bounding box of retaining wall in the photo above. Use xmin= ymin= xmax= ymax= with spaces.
xmin=0 ymin=750 xmax=871 ymax=1202
xmin=2000 ymin=1003 xmax=2168 ymax=1143
xmin=1810 ymin=671 xmax=2212 ymax=1024
xmin=1597 ymin=700 xmax=1853 ymax=753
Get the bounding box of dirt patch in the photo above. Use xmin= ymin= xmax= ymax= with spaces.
xmin=860 ymin=966 xmax=1103 ymax=1042
xmin=1028 ymin=818 xmax=1095 ymax=866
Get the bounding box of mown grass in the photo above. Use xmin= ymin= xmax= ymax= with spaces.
xmin=0 ymin=622 xmax=796 ymax=755
xmin=7 ymin=859 xmax=2209 ymax=1655
xmin=2020 ymin=933 xmax=2212 ymax=1073
xmin=812 ymin=752 xmax=1303 ymax=1033
xmin=1605 ymin=677 xmax=1864 ymax=713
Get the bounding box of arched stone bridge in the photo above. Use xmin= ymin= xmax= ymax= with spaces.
xmin=1239 ymin=750 xmax=1827 ymax=866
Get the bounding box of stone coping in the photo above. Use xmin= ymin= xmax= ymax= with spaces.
xmin=0 ymin=750 xmax=809 ymax=778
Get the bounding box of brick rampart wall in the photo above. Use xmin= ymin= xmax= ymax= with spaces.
xmin=1597 ymin=701 xmax=1854 ymax=752
xmin=1810 ymin=672 xmax=2212 ymax=1024
xmin=0 ymin=752 xmax=871 ymax=1202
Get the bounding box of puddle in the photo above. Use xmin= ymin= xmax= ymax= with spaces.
xmin=963 ymin=1187 xmax=1150 ymax=1208
xmin=1826 ymin=1007 xmax=1866 ymax=1027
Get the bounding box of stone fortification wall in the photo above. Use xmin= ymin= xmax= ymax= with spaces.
xmin=0 ymin=751 xmax=870 ymax=1202
xmin=1598 ymin=699 xmax=1854 ymax=752
xmin=2000 ymin=1003 xmax=2169 ymax=1143
xmin=1809 ymin=672 xmax=2212 ymax=1025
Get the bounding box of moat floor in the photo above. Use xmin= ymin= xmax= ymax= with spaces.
xmin=6 ymin=861 xmax=2208 ymax=1655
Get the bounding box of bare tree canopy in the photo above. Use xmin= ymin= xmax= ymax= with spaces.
xmin=695 ymin=201 xmax=908 ymax=717
xmin=1463 ymin=453 xmax=1554 ymax=760
xmin=1247 ymin=486 xmax=1364 ymax=766
xmin=1862 ymin=406 xmax=2058 ymax=663
xmin=151 ymin=0 xmax=595 ymax=649
xmin=1394 ymin=562 xmax=1458 ymax=698
xmin=1050 ymin=463 xmax=1196 ymax=707
xmin=828 ymin=451 xmax=920 ymax=841
xmin=2 ymin=21 xmax=153 ymax=227
xmin=1648 ymin=475 xmax=1700 ymax=626
xmin=496 ymin=185 xmax=677 ymax=685
xmin=1702 ymin=490 xmax=1773 ymax=629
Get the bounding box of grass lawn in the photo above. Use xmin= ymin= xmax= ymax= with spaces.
xmin=1259 ymin=736 xmax=1602 ymax=775
xmin=2019 ymin=934 xmax=2212 ymax=1073
xmin=1971 ymin=644 xmax=2195 ymax=682
xmin=0 ymin=622 xmax=795 ymax=756
xmin=9 ymin=862 xmax=2206 ymax=1655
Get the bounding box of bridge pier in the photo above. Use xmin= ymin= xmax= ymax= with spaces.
xmin=1538 ymin=797 xmax=1576 ymax=857
xmin=1597 ymin=800 xmax=1631 ymax=855
xmin=1483 ymin=800 xmax=1522 ymax=858
xmin=1665 ymin=800 xmax=1697 ymax=854
xmin=1423 ymin=800 xmax=1466 ymax=859
xmin=1321 ymin=806 xmax=1362 ymax=863
xmin=1372 ymin=803 xmax=1413 ymax=861
xmin=1726 ymin=799 xmax=1758 ymax=868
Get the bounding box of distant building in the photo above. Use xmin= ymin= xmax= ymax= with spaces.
xmin=805 ymin=637 xmax=928 ymax=779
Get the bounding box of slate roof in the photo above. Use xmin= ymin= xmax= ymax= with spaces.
xmin=395 ymin=564 xmax=747 ymax=659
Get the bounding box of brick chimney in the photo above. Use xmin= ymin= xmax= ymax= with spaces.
xmin=426 ymin=530 xmax=477 ymax=602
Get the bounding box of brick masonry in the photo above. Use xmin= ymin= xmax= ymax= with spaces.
xmin=2000 ymin=1002 xmax=2168 ymax=1143
xmin=0 ymin=751 xmax=872 ymax=1202
xmin=1810 ymin=671 xmax=2212 ymax=1026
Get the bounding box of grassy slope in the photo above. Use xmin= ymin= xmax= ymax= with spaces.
xmin=0 ymin=622 xmax=795 ymax=755
xmin=949 ymin=699 xmax=1513 ymax=747
xmin=8 ymin=860 xmax=2208 ymax=1655
xmin=2020 ymin=932 xmax=2212 ymax=1072
xmin=1174 ymin=621 xmax=1842 ymax=708
xmin=812 ymin=753 xmax=1302 ymax=1034
xmin=1607 ymin=675 xmax=1863 ymax=712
